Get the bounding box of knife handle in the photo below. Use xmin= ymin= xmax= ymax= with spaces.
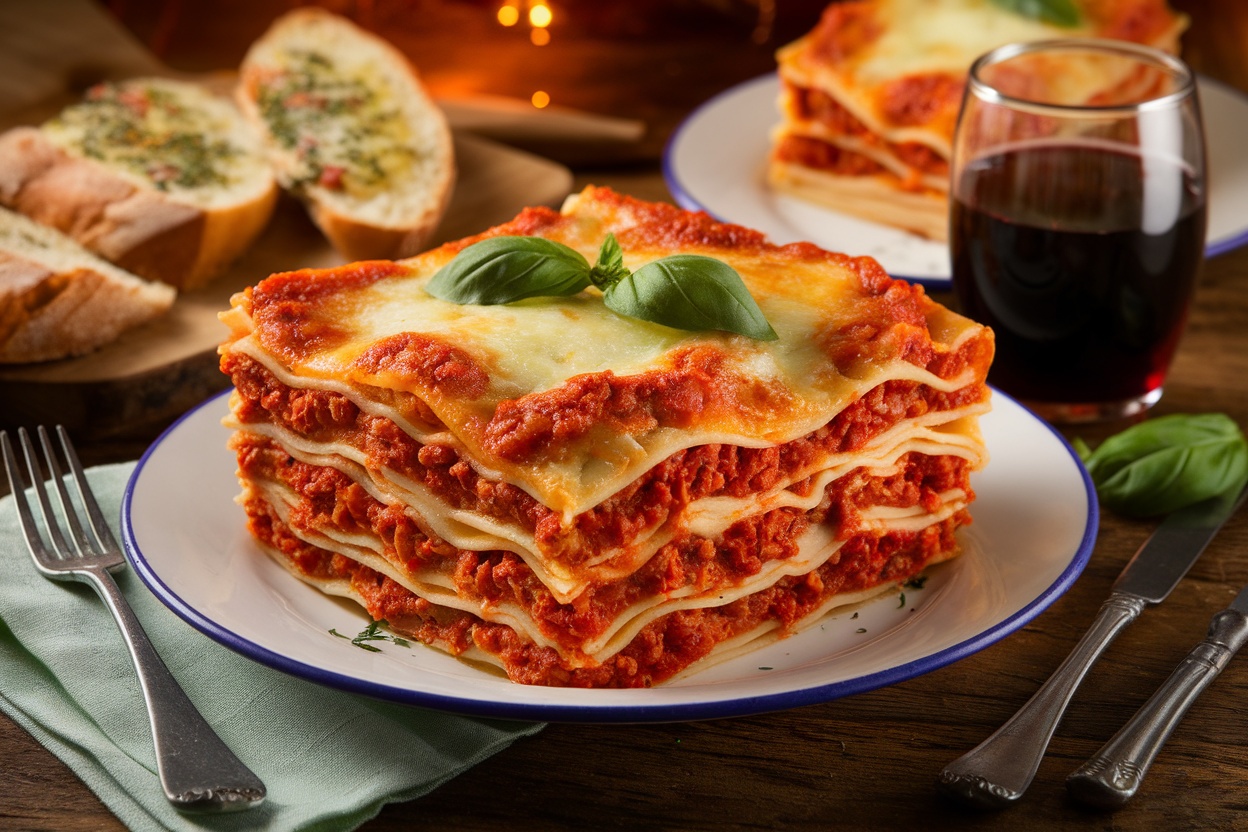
xmin=937 ymin=592 xmax=1145 ymax=810
xmin=1066 ymin=607 xmax=1248 ymax=809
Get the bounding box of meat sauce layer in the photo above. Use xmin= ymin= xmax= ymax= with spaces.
xmin=224 ymin=351 xmax=984 ymax=561
xmin=235 ymin=430 xmax=972 ymax=653
xmin=784 ymin=84 xmax=951 ymax=178
xmin=245 ymin=494 xmax=965 ymax=688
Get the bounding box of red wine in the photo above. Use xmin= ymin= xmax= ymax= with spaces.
xmin=951 ymin=141 xmax=1206 ymax=406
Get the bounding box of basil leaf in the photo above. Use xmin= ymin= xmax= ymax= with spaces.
xmin=603 ymin=254 xmax=779 ymax=341
xmin=590 ymin=232 xmax=630 ymax=290
xmin=989 ymin=0 xmax=1080 ymax=27
xmin=426 ymin=234 xmax=779 ymax=341
xmin=425 ymin=236 xmax=591 ymax=304
xmin=1078 ymin=413 xmax=1248 ymax=518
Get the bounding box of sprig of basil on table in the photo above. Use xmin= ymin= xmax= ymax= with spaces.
xmin=989 ymin=0 xmax=1080 ymax=27
xmin=1074 ymin=413 xmax=1248 ymax=518
xmin=425 ymin=233 xmax=778 ymax=341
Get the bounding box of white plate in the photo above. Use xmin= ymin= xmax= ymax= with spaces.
xmin=664 ymin=73 xmax=1248 ymax=289
xmin=122 ymin=389 xmax=1095 ymax=723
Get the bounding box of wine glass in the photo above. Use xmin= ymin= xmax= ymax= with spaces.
xmin=950 ymin=39 xmax=1207 ymax=424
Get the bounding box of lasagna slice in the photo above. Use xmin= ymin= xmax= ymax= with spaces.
xmin=769 ymin=0 xmax=1188 ymax=240
xmin=219 ymin=186 xmax=994 ymax=688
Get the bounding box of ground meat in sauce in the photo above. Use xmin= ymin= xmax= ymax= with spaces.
xmin=236 ymin=426 xmax=971 ymax=653
xmin=245 ymin=494 xmax=964 ymax=688
xmin=222 ymin=350 xmax=986 ymax=563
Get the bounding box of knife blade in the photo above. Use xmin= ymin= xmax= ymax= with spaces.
xmin=1111 ymin=485 xmax=1248 ymax=602
xmin=1067 ymin=578 xmax=1248 ymax=808
xmin=938 ymin=483 xmax=1248 ymax=810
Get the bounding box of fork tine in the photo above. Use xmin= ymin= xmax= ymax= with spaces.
xmin=36 ymin=425 xmax=96 ymax=559
xmin=21 ymin=427 xmax=71 ymax=558
xmin=3 ymin=432 xmax=40 ymax=556
xmin=0 ymin=431 xmax=23 ymax=495
xmin=4 ymin=429 xmax=57 ymax=564
xmin=37 ymin=425 xmax=106 ymax=557
xmin=55 ymin=425 xmax=118 ymax=552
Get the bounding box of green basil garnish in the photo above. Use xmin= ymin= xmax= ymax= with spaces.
xmin=604 ymin=255 xmax=778 ymax=342
xmin=589 ymin=231 xmax=631 ymax=288
xmin=1074 ymin=413 xmax=1248 ymax=518
xmin=425 ymin=233 xmax=778 ymax=341
xmin=424 ymin=236 xmax=591 ymax=304
xmin=989 ymin=0 xmax=1080 ymax=27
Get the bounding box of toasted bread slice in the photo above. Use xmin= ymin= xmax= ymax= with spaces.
xmin=237 ymin=8 xmax=455 ymax=261
xmin=0 ymin=77 xmax=278 ymax=291
xmin=0 ymin=206 xmax=176 ymax=363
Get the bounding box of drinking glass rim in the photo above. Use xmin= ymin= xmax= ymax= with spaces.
xmin=967 ymin=38 xmax=1196 ymax=115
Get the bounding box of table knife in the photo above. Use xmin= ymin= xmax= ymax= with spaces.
xmin=1066 ymin=577 xmax=1248 ymax=808
xmin=937 ymin=483 xmax=1248 ymax=810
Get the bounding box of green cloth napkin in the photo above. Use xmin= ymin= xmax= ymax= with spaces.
xmin=0 ymin=461 xmax=543 ymax=832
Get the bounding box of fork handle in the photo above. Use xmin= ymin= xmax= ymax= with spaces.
xmin=937 ymin=592 xmax=1145 ymax=809
xmin=1066 ymin=608 xmax=1248 ymax=809
xmin=84 ymin=566 xmax=266 ymax=812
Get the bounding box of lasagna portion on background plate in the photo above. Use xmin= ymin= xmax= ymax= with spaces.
xmin=218 ymin=186 xmax=994 ymax=688
xmin=769 ymin=0 xmax=1189 ymax=241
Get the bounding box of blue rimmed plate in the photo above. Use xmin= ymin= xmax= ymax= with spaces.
xmin=121 ymin=388 xmax=1095 ymax=723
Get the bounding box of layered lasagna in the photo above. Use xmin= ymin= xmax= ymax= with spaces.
xmin=219 ymin=187 xmax=994 ymax=688
xmin=769 ymin=0 xmax=1188 ymax=240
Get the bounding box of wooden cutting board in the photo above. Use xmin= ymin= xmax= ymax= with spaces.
xmin=0 ymin=133 xmax=574 ymax=438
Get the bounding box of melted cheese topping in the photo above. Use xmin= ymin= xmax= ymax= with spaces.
xmin=850 ymin=0 xmax=1087 ymax=83
xmin=776 ymin=0 xmax=1188 ymax=155
xmin=222 ymin=187 xmax=992 ymax=515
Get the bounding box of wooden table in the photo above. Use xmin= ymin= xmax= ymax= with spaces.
xmin=4 ymin=1 xmax=1248 ymax=829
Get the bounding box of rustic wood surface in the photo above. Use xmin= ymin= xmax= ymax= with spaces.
xmin=2 ymin=1 xmax=1247 ymax=829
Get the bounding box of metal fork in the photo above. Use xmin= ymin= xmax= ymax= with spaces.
xmin=1 ymin=426 xmax=265 ymax=813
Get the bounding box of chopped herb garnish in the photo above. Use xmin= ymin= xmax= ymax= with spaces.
xmin=856 ymin=628 xmax=868 ymax=634
xmin=897 ymin=593 xmax=906 ymax=608
xmin=904 ymin=575 xmax=928 ymax=590
xmin=255 ymin=49 xmax=419 ymax=197
xmin=47 ymin=82 xmax=240 ymax=190
xmin=330 ymin=619 xmax=411 ymax=652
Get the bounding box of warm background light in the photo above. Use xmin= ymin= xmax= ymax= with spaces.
xmin=104 ymin=0 xmax=846 ymax=167
xmin=531 ymin=90 xmax=550 ymax=109
xmin=528 ymin=3 xmax=553 ymax=28
xmin=496 ymin=4 xmax=519 ymax=27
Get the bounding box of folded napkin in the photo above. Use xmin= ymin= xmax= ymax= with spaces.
xmin=0 ymin=461 xmax=543 ymax=832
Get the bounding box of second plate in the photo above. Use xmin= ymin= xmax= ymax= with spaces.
xmin=664 ymin=73 xmax=1248 ymax=288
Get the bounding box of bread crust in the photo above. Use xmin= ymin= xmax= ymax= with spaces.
xmin=0 ymin=209 xmax=175 ymax=363
xmin=237 ymin=8 xmax=455 ymax=261
xmin=0 ymin=84 xmax=278 ymax=291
